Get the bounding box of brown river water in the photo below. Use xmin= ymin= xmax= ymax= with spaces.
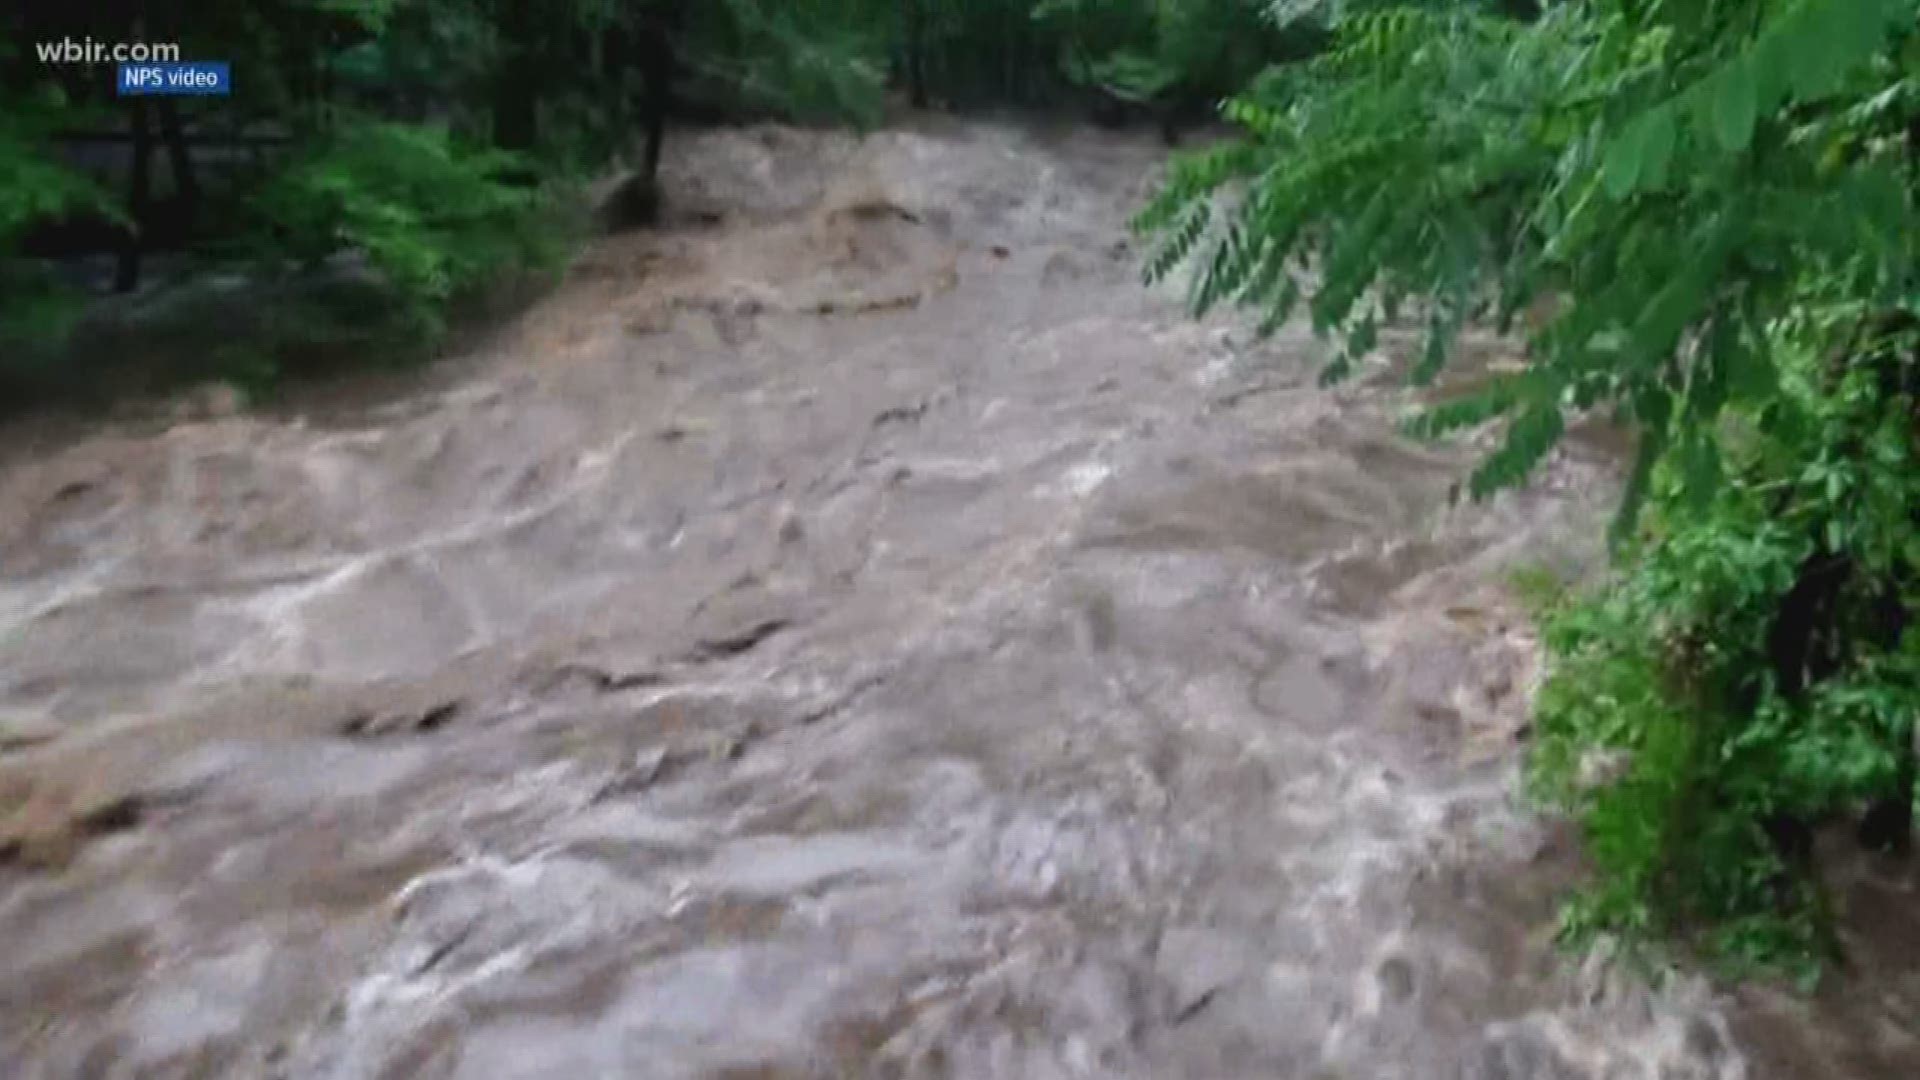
xmin=1 ymin=119 xmax=1916 ymax=1079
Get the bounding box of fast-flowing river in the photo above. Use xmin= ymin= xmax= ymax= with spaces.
xmin=1 ymin=119 xmax=1914 ymax=1079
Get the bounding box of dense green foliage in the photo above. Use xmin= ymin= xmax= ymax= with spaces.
xmin=2 ymin=0 xmax=1320 ymax=404
xmin=1143 ymin=0 xmax=1920 ymax=973
xmin=1524 ymin=319 xmax=1920 ymax=977
xmin=1036 ymin=0 xmax=1301 ymax=107
xmin=0 ymin=0 xmax=883 ymax=400
xmin=0 ymin=77 xmax=122 ymax=348
xmin=251 ymin=119 xmax=562 ymax=333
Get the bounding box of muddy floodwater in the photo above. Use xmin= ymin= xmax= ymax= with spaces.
xmin=2 ymin=120 xmax=1916 ymax=1079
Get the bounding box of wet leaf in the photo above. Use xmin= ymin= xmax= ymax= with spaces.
xmin=1710 ymin=58 xmax=1758 ymax=153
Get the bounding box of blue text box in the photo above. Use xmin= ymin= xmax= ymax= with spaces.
xmin=118 ymin=62 xmax=229 ymax=97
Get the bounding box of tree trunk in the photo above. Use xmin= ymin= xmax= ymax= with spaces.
xmin=114 ymin=100 xmax=153 ymax=294
xmin=639 ymin=5 xmax=678 ymax=190
xmin=492 ymin=0 xmax=539 ymax=151
xmin=493 ymin=78 xmax=537 ymax=151
xmin=157 ymin=100 xmax=198 ymax=225
xmin=1159 ymin=102 xmax=1182 ymax=147
xmin=903 ymin=0 xmax=928 ymax=109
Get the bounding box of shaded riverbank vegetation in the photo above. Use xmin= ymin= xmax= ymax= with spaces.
xmin=0 ymin=0 xmax=1310 ymax=405
xmin=1139 ymin=0 xmax=1920 ymax=978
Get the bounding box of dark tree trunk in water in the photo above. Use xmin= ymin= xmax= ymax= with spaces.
xmin=492 ymin=0 xmax=539 ymax=151
xmin=903 ymin=0 xmax=928 ymax=109
xmin=114 ymin=100 xmax=153 ymax=294
xmin=156 ymin=100 xmax=197 ymax=226
xmin=637 ymin=2 xmax=682 ymax=194
xmin=1159 ymin=102 xmax=1183 ymax=147
xmin=640 ymin=23 xmax=671 ymax=188
xmin=493 ymin=80 xmax=537 ymax=152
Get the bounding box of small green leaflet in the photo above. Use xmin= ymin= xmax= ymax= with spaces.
xmin=1710 ymin=57 xmax=1758 ymax=153
xmin=1782 ymin=4 xmax=1847 ymax=100
xmin=1678 ymin=431 xmax=1722 ymax=511
xmin=1773 ymin=0 xmax=1899 ymax=103
xmin=1602 ymin=107 xmax=1677 ymax=200
xmin=1725 ymin=338 xmax=1776 ymax=405
xmin=1639 ymin=108 xmax=1676 ymax=189
xmin=1602 ymin=121 xmax=1642 ymax=200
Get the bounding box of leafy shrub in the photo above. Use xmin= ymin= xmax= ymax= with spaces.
xmin=1530 ymin=335 xmax=1920 ymax=976
xmin=684 ymin=0 xmax=890 ymax=126
xmin=1036 ymin=0 xmax=1310 ymax=107
xmin=251 ymin=118 xmax=568 ymax=341
xmin=1140 ymin=0 xmax=1920 ymax=973
xmin=0 ymin=79 xmax=124 ymax=368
